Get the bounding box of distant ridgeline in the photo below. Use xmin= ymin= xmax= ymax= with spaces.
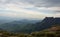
xmin=0 ymin=17 xmax=60 ymax=34
xmin=34 ymin=17 xmax=60 ymax=31
xmin=44 ymin=17 xmax=60 ymax=25
xmin=43 ymin=17 xmax=60 ymax=25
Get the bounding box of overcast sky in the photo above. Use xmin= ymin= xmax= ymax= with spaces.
xmin=0 ymin=0 xmax=60 ymax=20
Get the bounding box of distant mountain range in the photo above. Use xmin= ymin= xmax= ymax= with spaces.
xmin=0 ymin=19 xmax=41 ymax=33
xmin=0 ymin=17 xmax=60 ymax=33
xmin=0 ymin=16 xmax=41 ymax=24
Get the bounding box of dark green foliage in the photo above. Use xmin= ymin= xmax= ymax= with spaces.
xmin=0 ymin=26 xmax=60 ymax=37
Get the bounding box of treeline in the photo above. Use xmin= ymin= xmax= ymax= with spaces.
xmin=0 ymin=26 xmax=60 ymax=37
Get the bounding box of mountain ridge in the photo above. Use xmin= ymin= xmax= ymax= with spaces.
xmin=0 ymin=17 xmax=60 ymax=33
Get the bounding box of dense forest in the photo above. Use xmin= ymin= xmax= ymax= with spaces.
xmin=0 ymin=25 xmax=60 ymax=37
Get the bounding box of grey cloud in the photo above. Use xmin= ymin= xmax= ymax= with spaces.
xmin=55 ymin=11 xmax=60 ymax=12
xmin=15 ymin=0 xmax=60 ymax=7
xmin=29 ymin=0 xmax=60 ymax=7
xmin=0 ymin=0 xmax=60 ymax=7
xmin=0 ymin=0 xmax=60 ymax=12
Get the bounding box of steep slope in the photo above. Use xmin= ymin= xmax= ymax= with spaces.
xmin=32 ymin=17 xmax=60 ymax=31
xmin=30 ymin=25 xmax=60 ymax=37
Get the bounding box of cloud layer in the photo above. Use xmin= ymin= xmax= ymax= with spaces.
xmin=0 ymin=0 xmax=60 ymax=20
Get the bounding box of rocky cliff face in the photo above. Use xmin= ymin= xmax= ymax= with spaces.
xmin=41 ymin=17 xmax=60 ymax=25
xmin=54 ymin=18 xmax=60 ymax=24
xmin=41 ymin=17 xmax=60 ymax=24
xmin=35 ymin=17 xmax=60 ymax=31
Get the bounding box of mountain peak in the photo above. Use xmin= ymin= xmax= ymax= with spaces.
xmin=45 ymin=17 xmax=60 ymax=19
xmin=35 ymin=17 xmax=60 ymax=31
xmin=44 ymin=17 xmax=60 ymax=24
